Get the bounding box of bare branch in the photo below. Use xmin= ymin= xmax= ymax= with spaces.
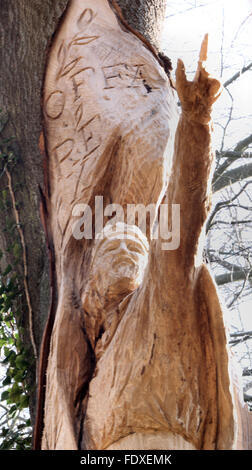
xmin=230 ymin=219 xmax=252 ymax=225
xmin=209 ymin=255 xmax=247 ymax=274
xmin=216 ymin=150 xmax=252 ymax=160
xmin=207 ymin=181 xmax=252 ymax=231
xmin=210 ymin=257 xmax=252 ymax=301
xmin=213 ymin=134 xmax=252 ymax=184
xmin=223 ymin=62 xmax=252 ymax=88
xmin=230 ymin=334 xmax=252 ymax=346
xmin=223 ymin=204 xmax=252 ymax=211
xmin=215 ymin=269 xmax=252 ymax=286
xmin=231 ymin=331 xmax=252 ymax=338
xmin=165 ymin=2 xmax=211 ymax=18
xmin=244 ymin=382 xmax=252 ymax=394
xmin=213 ymin=162 xmax=252 ymax=192
xmin=231 ymin=13 xmax=252 ymax=47
xmin=211 ymin=220 xmax=251 ymax=225
xmin=220 ymin=88 xmax=234 ymax=153
xmin=227 ymin=274 xmax=249 ymax=308
xmin=220 ymin=7 xmax=225 ymax=78
xmin=208 ymin=246 xmax=251 ymax=258
xmin=234 ymin=134 xmax=252 ymax=153
xmin=5 ymin=169 xmax=38 ymax=361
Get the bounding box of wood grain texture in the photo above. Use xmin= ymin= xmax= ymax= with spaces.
xmin=41 ymin=0 xmax=177 ymax=450
xmin=40 ymin=0 xmax=249 ymax=450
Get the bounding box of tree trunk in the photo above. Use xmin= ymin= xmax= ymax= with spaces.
xmin=115 ymin=0 xmax=167 ymax=48
xmin=0 ymin=0 xmax=69 ymax=423
xmin=0 ymin=0 xmax=166 ymax=435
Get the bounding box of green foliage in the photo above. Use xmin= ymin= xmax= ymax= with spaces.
xmin=0 ymin=423 xmax=32 ymax=450
xmin=0 ymin=269 xmax=32 ymax=449
xmin=0 ymin=114 xmax=32 ymax=449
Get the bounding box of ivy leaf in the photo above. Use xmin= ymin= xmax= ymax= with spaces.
xmin=9 ymin=405 xmax=17 ymax=416
xmin=19 ymin=394 xmax=29 ymax=409
xmin=8 ymin=386 xmax=22 ymax=404
xmin=8 ymin=350 xmax=17 ymax=367
xmin=17 ymin=423 xmax=26 ymax=430
xmin=1 ymin=390 xmax=9 ymax=401
xmin=2 ymin=376 xmax=11 ymax=386
xmin=4 ymin=314 xmax=13 ymax=322
xmin=15 ymin=354 xmax=28 ymax=370
xmin=1 ymin=427 xmax=9 ymax=438
xmin=14 ymin=370 xmax=25 ymax=382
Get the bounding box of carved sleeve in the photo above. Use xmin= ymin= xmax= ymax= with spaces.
xmin=154 ymin=35 xmax=222 ymax=273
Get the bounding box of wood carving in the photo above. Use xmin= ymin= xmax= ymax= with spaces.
xmin=35 ymin=0 xmax=243 ymax=450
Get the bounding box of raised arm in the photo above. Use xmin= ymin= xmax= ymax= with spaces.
xmin=164 ymin=35 xmax=222 ymax=271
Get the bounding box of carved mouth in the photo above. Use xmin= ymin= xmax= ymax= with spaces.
xmin=112 ymin=256 xmax=136 ymax=269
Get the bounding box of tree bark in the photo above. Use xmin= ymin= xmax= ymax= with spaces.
xmin=0 ymin=0 xmax=165 ymax=428
xmin=0 ymin=0 xmax=69 ymax=422
xmin=114 ymin=0 xmax=167 ymax=48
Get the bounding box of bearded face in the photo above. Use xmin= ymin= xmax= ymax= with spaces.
xmin=82 ymin=224 xmax=149 ymax=348
xmin=91 ymin=226 xmax=149 ymax=299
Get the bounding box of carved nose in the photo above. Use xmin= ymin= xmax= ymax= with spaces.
xmin=119 ymin=241 xmax=129 ymax=254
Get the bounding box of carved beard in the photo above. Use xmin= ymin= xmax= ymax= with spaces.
xmin=82 ymin=262 xmax=140 ymax=348
xmin=101 ymin=260 xmax=141 ymax=300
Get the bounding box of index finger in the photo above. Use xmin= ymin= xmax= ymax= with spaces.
xmin=199 ymin=33 xmax=208 ymax=63
xmin=194 ymin=33 xmax=208 ymax=81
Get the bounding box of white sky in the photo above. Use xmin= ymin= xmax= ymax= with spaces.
xmin=162 ymin=0 xmax=252 ymax=149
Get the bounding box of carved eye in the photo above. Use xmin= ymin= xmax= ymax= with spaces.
xmin=104 ymin=240 xmax=121 ymax=253
xmin=127 ymin=242 xmax=145 ymax=255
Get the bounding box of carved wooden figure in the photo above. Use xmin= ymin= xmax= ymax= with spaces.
xmin=35 ymin=0 xmax=242 ymax=450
